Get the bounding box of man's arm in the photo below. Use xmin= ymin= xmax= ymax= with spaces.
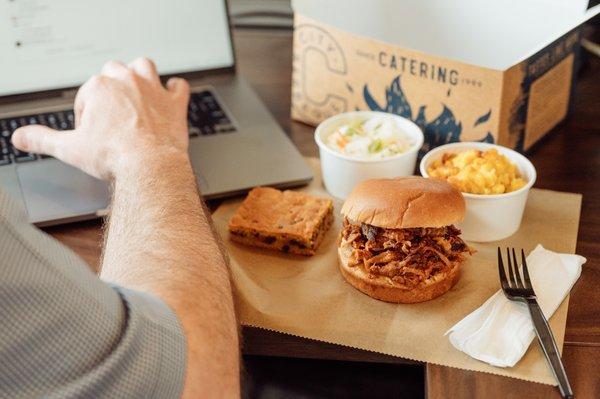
xmin=12 ymin=58 xmax=240 ymax=398
xmin=102 ymin=151 xmax=240 ymax=398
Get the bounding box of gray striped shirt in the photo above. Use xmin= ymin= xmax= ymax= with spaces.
xmin=0 ymin=190 xmax=186 ymax=398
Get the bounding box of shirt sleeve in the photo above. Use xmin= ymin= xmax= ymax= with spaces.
xmin=0 ymin=189 xmax=187 ymax=399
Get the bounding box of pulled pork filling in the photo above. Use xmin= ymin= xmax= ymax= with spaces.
xmin=341 ymin=218 xmax=472 ymax=288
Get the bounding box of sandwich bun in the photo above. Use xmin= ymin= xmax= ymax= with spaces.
xmin=341 ymin=177 xmax=465 ymax=229
xmin=338 ymin=176 xmax=466 ymax=303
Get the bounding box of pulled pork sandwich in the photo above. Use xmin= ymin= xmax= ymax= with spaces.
xmin=338 ymin=177 xmax=472 ymax=303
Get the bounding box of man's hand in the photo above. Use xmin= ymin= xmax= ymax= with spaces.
xmin=12 ymin=58 xmax=190 ymax=180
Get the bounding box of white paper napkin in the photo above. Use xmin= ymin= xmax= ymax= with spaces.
xmin=446 ymin=245 xmax=585 ymax=368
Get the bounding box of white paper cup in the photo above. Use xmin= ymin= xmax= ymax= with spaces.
xmin=315 ymin=111 xmax=424 ymax=199
xmin=420 ymin=142 xmax=536 ymax=242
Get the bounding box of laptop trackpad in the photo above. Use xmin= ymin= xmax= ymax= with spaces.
xmin=17 ymin=161 xmax=110 ymax=223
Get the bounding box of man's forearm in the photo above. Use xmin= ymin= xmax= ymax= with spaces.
xmin=11 ymin=58 xmax=237 ymax=397
xmin=100 ymin=148 xmax=240 ymax=398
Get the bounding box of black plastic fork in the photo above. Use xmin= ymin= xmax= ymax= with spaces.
xmin=498 ymin=247 xmax=573 ymax=398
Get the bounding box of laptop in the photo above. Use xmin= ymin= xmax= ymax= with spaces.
xmin=0 ymin=0 xmax=313 ymax=226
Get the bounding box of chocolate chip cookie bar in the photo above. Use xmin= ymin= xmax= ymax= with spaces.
xmin=228 ymin=187 xmax=334 ymax=256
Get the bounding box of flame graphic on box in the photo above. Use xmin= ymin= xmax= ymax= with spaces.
xmin=364 ymin=75 xmax=494 ymax=157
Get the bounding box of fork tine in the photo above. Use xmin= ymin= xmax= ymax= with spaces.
xmin=521 ymin=249 xmax=533 ymax=289
xmin=512 ymin=248 xmax=524 ymax=288
xmin=497 ymin=247 xmax=509 ymax=289
xmin=506 ymin=247 xmax=516 ymax=288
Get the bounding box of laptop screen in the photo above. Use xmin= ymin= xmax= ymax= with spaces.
xmin=0 ymin=0 xmax=234 ymax=97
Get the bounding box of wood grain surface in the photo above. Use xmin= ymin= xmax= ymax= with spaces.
xmin=46 ymin=29 xmax=600 ymax=398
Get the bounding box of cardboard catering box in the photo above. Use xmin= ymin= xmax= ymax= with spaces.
xmin=291 ymin=0 xmax=599 ymax=153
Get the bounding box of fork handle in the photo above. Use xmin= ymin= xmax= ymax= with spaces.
xmin=526 ymin=299 xmax=574 ymax=398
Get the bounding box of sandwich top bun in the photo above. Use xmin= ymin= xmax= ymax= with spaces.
xmin=340 ymin=177 xmax=465 ymax=229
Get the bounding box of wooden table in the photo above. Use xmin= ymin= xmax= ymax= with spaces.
xmin=46 ymin=29 xmax=600 ymax=398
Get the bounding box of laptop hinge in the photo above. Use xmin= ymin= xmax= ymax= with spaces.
xmin=0 ymin=89 xmax=77 ymax=118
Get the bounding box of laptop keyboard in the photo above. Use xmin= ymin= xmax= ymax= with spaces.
xmin=188 ymin=90 xmax=236 ymax=137
xmin=0 ymin=89 xmax=235 ymax=165
xmin=0 ymin=111 xmax=74 ymax=166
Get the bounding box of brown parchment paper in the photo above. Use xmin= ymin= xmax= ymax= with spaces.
xmin=212 ymin=158 xmax=582 ymax=385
